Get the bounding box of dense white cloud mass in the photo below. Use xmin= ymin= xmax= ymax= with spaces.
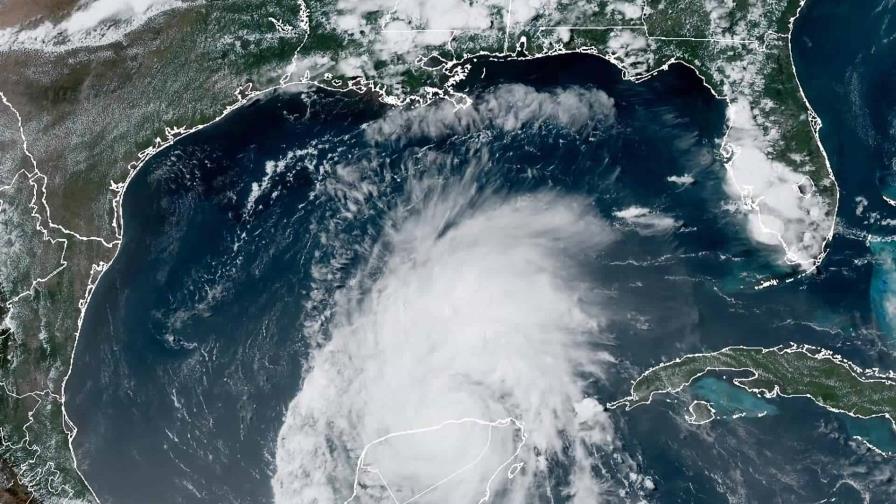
xmin=667 ymin=174 xmax=695 ymax=187
xmin=365 ymin=84 xmax=616 ymax=144
xmin=273 ymin=180 xmax=618 ymax=503
xmin=0 ymin=0 xmax=183 ymax=50
xmin=63 ymin=0 xmax=171 ymax=33
xmin=723 ymin=100 xmax=832 ymax=268
xmin=613 ymin=206 xmax=681 ymax=235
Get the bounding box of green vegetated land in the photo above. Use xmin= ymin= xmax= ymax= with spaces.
xmin=0 ymin=0 xmax=838 ymax=501
xmin=0 ymin=1 xmax=305 ymax=501
xmin=612 ymin=345 xmax=896 ymax=439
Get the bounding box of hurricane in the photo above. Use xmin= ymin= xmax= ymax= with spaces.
xmin=272 ymin=167 xmax=619 ymax=503
xmin=61 ymin=29 xmax=896 ymax=504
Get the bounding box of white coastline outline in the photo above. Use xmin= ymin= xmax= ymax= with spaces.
xmin=343 ymin=417 xmax=527 ymax=504
xmin=608 ymin=343 xmax=896 ymax=457
xmin=683 ymin=400 xmax=717 ymax=425
xmin=0 ymin=90 xmax=119 ymax=499
xmin=0 ymin=0 xmax=842 ymax=500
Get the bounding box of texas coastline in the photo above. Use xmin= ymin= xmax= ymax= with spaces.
xmin=59 ymin=1 xmax=892 ymax=503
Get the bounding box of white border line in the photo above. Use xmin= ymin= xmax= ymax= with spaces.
xmin=0 ymin=0 xmax=843 ymax=499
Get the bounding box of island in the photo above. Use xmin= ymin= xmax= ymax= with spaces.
xmin=684 ymin=400 xmax=717 ymax=425
xmin=610 ymin=344 xmax=896 ymax=454
xmin=0 ymin=0 xmax=840 ymax=500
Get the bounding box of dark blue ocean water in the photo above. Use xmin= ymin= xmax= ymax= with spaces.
xmin=66 ymin=1 xmax=896 ymax=502
xmin=792 ymin=0 xmax=896 ymax=346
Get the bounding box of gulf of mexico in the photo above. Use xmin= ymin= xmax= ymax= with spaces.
xmin=61 ymin=22 xmax=896 ymax=503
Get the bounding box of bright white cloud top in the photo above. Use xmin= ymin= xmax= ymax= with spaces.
xmin=365 ymin=84 xmax=617 ymax=144
xmin=63 ymin=0 xmax=174 ymax=33
xmin=272 ymin=183 xmax=619 ymax=503
xmin=0 ymin=0 xmax=184 ymax=50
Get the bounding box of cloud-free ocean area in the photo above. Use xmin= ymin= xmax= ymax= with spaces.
xmin=67 ymin=2 xmax=896 ymax=502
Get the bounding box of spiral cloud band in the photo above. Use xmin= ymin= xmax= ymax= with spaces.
xmin=273 ymin=175 xmax=619 ymax=503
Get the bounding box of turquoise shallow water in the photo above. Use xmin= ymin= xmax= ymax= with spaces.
xmin=845 ymin=416 xmax=896 ymax=455
xmin=690 ymin=377 xmax=778 ymax=419
xmin=794 ymin=0 xmax=896 ymax=347
xmin=64 ymin=1 xmax=896 ymax=502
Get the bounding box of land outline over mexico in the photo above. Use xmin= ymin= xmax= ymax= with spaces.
xmin=0 ymin=0 xmax=844 ymax=501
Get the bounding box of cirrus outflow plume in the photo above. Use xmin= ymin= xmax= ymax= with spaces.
xmin=273 ymin=175 xmax=619 ymax=503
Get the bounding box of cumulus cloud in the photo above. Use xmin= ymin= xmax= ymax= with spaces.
xmin=0 ymin=0 xmax=183 ymax=51
xmin=722 ymin=100 xmax=832 ymax=268
xmin=329 ymin=0 xmax=500 ymax=58
xmin=506 ymin=0 xmax=557 ymax=25
xmin=609 ymin=1 xmax=643 ymax=19
xmin=62 ymin=0 xmax=170 ymax=33
xmin=703 ymin=0 xmax=734 ymax=33
xmin=613 ymin=206 xmax=681 ymax=235
xmin=335 ymin=0 xmax=496 ymax=32
xmin=273 ymin=178 xmax=618 ymax=503
xmin=605 ymin=29 xmax=652 ymax=75
xmin=365 ymin=84 xmax=616 ymax=144
xmin=667 ymin=174 xmax=695 ymax=187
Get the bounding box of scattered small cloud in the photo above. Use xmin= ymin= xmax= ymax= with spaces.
xmin=668 ymin=174 xmax=695 ymax=187
xmin=0 ymin=0 xmax=185 ymax=51
xmin=614 ymin=206 xmax=681 ymax=235
xmin=365 ymin=84 xmax=616 ymax=144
